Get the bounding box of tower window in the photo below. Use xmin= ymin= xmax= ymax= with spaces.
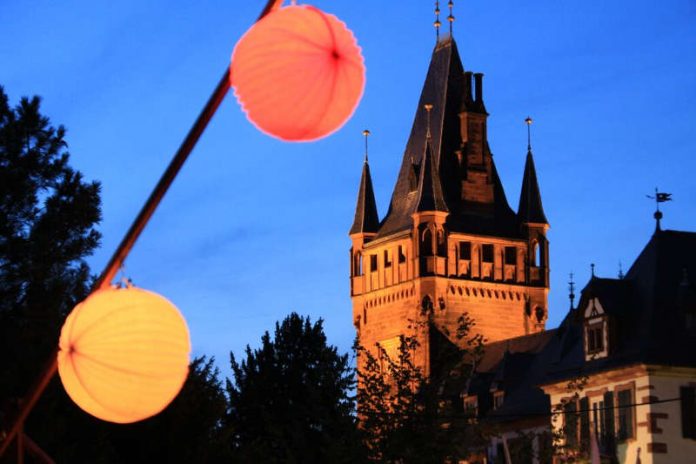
xmin=384 ymin=249 xmax=392 ymax=268
xmin=398 ymin=245 xmax=407 ymax=263
xmin=505 ymin=247 xmax=517 ymax=265
xmin=354 ymin=252 xmax=363 ymax=276
xmin=535 ymin=307 xmax=545 ymax=323
xmin=459 ymin=241 xmax=471 ymax=260
xmin=482 ymin=244 xmax=494 ymax=263
xmin=421 ymin=229 xmax=434 ymax=256
xmin=370 ymin=254 xmax=378 ymax=272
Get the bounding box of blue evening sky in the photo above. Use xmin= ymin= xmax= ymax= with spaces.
xmin=2 ymin=1 xmax=695 ymax=376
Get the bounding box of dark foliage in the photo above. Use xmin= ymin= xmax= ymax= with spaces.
xmin=0 ymin=87 xmax=229 ymax=463
xmin=226 ymin=312 xmax=365 ymax=463
xmin=355 ymin=311 xmax=485 ymax=463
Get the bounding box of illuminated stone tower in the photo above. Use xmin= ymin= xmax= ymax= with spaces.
xmin=349 ymin=38 xmax=549 ymax=372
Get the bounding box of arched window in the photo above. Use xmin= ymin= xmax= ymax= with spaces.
xmin=531 ymin=240 xmax=540 ymax=266
xmin=421 ymin=228 xmax=434 ymax=256
xmin=354 ymin=252 xmax=363 ymax=276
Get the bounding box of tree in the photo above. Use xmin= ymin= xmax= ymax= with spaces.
xmin=0 ymin=85 xmax=102 ymax=457
xmin=226 ymin=312 xmax=365 ymax=463
xmin=355 ymin=309 xmax=485 ymax=463
xmin=0 ymin=87 xmax=229 ymax=463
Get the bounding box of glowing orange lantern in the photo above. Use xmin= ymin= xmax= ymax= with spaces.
xmin=230 ymin=4 xmax=365 ymax=142
xmin=57 ymin=286 xmax=191 ymax=424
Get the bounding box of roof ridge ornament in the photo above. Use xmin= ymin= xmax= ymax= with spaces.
xmin=568 ymin=272 xmax=576 ymax=310
xmin=362 ymin=129 xmax=370 ymax=163
xmin=434 ymin=1 xmax=441 ymax=43
xmin=525 ymin=116 xmax=533 ymax=152
xmin=424 ymin=104 xmax=434 ymax=140
xmin=448 ymin=1 xmax=455 ymax=38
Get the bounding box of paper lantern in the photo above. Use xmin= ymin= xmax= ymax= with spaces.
xmin=57 ymin=286 xmax=191 ymax=424
xmin=230 ymin=4 xmax=365 ymax=142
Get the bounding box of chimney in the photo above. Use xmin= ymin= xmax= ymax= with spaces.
xmin=474 ymin=73 xmax=484 ymax=102
xmin=463 ymin=71 xmax=473 ymax=103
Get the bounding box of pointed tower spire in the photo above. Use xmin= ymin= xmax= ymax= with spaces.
xmin=349 ymin=132 xmax=380 ymax=235
xmin=416 ymin=106 xmax=449 ymax=213
xmin=518 ymin=117 xmax=548 ymax=224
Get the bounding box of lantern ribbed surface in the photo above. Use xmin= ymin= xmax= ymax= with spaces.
xmin=230 ymin=4 xmax=365 ymax=142
xmin=57 ymin=286 xmax=191 ymax=424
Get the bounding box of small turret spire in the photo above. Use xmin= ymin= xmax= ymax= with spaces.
xmin=568 ymin=272 xmax=576 ymax=310
xmin=349 ymin=132 xmax=380 ymax=235
xmin=518 ymin=116 xmax=548 ymax=225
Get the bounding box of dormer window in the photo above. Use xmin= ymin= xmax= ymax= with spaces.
xmin=584 ymin=297 xmax=609 ymax=360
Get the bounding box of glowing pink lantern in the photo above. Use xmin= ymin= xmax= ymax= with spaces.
xmin=230 ymin=5 xmax=366 ymax=142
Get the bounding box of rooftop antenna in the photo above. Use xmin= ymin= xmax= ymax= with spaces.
xmin=448 ymin=1 xmax=455 ymax=37
xmin=424 ymin=104 xmax=434 ymax=140
xmin=525 ymin=116 xmax=533 ymax=151
xmin=646 ymin=187 xmax=672 ymax=232
xmin=362 ymin=129 xmax=370 ymax=163
xmin=434 ymin=1 xmax=441 ymax=42
xmin=568 ymin=272 xmax=576 ymax=310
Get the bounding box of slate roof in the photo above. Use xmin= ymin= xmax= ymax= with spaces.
xmin=542 ymin=229 xmax=696 ymax=385
xmin=517 ymin=149 xmax=548 ymax=225
xmin=375 ymin=38 xmax=519 ymax=239
xmin=349 ymin=160 xmax=380 ymax=235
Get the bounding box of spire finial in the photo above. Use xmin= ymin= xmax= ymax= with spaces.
xmin=568 ymin=272 xmax=576 ymax=310
xmin=362 ymin=129 xmax=370 ymax=163
xmin=618 ymin=261 xmax=624 ymax=279
xmin=647 ymin=187 xmax=672 ymax=232
xmin=591 ymin=263 xmax=596 ymax=278
xmin=424 ymin=104 xmax=433 ymax=140
xmin=525 ymin=116 xmax=533 ymax=151
xmin=447 ymin=1 xmax=454 ymax=37
xmin=434 ymin=1 xmax=441 ymax=42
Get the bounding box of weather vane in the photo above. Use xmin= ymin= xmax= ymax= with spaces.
xmin=646 ymin=187 xmax=672 ymax=231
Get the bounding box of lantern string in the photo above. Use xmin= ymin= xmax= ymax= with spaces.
xmin=0 ymin=0 xmax=282 ymax=459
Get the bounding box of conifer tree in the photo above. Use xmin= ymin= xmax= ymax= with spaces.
xmin=226 ymin=312 xmax=365 ymax=463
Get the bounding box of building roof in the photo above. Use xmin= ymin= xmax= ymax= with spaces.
xmin=375 ymin=38 xmax=519 ymax=239
xmin=349 ymin=160 xmax=380 ymax=235
xmin=517 ymin=149 xmax=548 ymax=225
xmin=542 ymin=229 xmax=696 ymax=385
